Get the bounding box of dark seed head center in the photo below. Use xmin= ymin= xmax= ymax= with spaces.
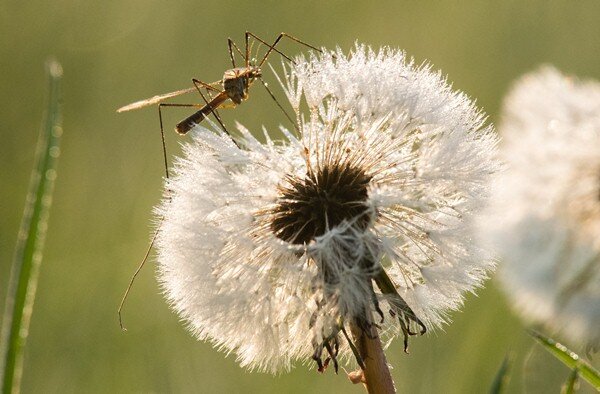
xmin=271 ymin=163 xmax=372 ymax=244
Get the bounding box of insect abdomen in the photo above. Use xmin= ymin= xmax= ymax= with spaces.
xmin=175 ymin=92 xmax=229 ymax=135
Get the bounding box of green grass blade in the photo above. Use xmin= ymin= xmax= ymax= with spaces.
xmin=0 ymin=59 xmax=63 ymax=394
xmin=561 ymin=368 xmax=579 ymax=394
xmin=529 ymin=331 xmax=600 ymax=390
xmin=489 ymin=353 xmax=513 ymax=394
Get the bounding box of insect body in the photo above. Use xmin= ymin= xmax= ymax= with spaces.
xmin=175 ymin=66 xmax=261 ymax=134
xmin=118 ymin=32 xmax=320 ymax=137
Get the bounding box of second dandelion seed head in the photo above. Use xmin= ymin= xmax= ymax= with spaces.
xmin=482 ymin=66 xmax=600 ymax=352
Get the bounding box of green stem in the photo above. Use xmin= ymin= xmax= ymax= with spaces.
xmin=0 ymin=60 xmax=63 ymax=394
xmin=529 ymin=330 xmax=600 ymax=390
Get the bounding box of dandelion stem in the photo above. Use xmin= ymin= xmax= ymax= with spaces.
xmin=350 ymin=315 xmax=396 ymax=394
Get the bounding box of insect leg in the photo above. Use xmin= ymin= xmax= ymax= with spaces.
xmin=190 ymin=80 xmax=237 ymax=146
xmin=247 ymin=31 xmax=322 ymax=67
xmin=227 ymin=37 xmax=246 ymax=69
xmin=157 ymin=103 xmax=202 ymax=177
xmin=118 ymin=100 xmax=203 ymax=330
xmin=191 ymin=78 xmax=222 ymax=93
xmin=118 ymin=217 xmax=163 ymax=331
xmin=227 ymin=38 xmax=237 ymax=68
xmin=257 ymin=77 xmax=296 ymax=130
xmin=245 ymin=31 xmax=250 ymax=68
xmin=248 ymin=32 xmax=292 ymax=65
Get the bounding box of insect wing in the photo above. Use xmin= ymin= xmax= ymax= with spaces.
xmin=117 ymin=87 xmax=198 ymax=112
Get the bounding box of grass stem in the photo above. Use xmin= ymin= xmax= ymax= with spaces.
xmin=0 ymin=59 xmax=63 ymax=394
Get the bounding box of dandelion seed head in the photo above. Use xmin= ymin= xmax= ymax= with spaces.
xmin=482 ymin=66 xmax=600 ymax=350
xmin=155 ymin=44 xmax=500 ymax=372
xmin=270 ymin=162 xmax=372 ymax=244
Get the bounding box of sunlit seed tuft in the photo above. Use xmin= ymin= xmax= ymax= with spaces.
xmin=155 ymin=44 xmax=501 ymax=373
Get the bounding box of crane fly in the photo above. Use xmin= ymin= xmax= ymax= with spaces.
xmin=116 ymin=32 xmax=321 ymax=331
xmin=117 ymin=32 xmax=321 ymax=137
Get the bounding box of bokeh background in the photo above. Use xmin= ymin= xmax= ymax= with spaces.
xmin=2 ymin=1 xmax=600 ymax=393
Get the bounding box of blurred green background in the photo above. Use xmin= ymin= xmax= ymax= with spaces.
xmin=2 ymin=1 xmax=600 ymax=393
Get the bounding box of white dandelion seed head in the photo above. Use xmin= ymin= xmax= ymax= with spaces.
xmin=155 ymin=44 xmax=500 ymax=372
xmin=482 ymin=66 xmax=600 ymax=350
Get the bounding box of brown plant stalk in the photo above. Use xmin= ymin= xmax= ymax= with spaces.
xmin=349 ymin=316 xmax=396 ymax=394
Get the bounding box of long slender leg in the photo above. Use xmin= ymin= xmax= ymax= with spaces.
xmin=191 ymin=79 xmax=235 ymax=144
xmin=247 ymin=32 xmax=292 ymax=65
xmin=247 ymin=31 xmax=322 ymax=67
xmin=258 ymin=77 xmax=296 ymax=129
xmin=158 ymin=103 xmax=203 ymax=178
xmin=157 ymin=104 xmax=170 ymax=179
xmin=120 ymin=102 xmax=203 ymax=330
xmin=119 ymin=78 xmax=229 ymax=332
xmin=119 ymin=106 xmax=205 ymax=332
xmin=227 ymin=38 xmax=245 ymax=67
xmin=191 ymin=79 xmax=217 ymax=105
xmin=191 ymin=78 xmax=222 ymax=93
xmin=187 ymin=79 xmax=225 ymax=129
xmin=244 ymin=32 xmax=320 ymax=132
xmin=228 ymin=38 xmax=236 ymax=68
xmin=278 ymin=32 xmax=322 ymax=53
xmin=118 ymin=217 xmax=163 ymax=331
xmin=119 ymin=103 xmax=201 ymax=331
xmin=160 ymin=102 xmax=206 ymax=135
xmin=245 ymin=31 xmax=250 ymax=68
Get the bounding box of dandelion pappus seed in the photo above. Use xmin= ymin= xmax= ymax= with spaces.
xmin=154 ymin=44 xmax=500 ymax=373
